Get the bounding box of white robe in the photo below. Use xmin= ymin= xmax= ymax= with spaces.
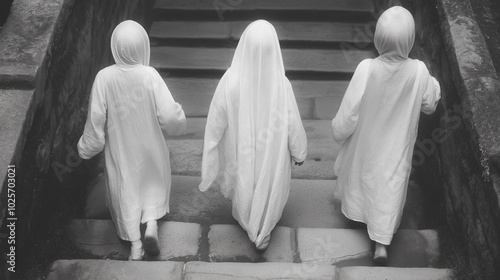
xmin=77 ymin=21 xmax=186 ymax=241
xmin=332 ymin=7 xmax=441 ymax=245
xmin=199 ymin=20 xmax=307 ymax=247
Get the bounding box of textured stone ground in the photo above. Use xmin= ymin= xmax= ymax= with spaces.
xmin=46 ymin=0 xmax=452 ymax=279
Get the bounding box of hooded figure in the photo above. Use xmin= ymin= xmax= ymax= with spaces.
xmin=199 ymin=20 xmax=307 ymax=250
xmin=78 ymin=20 xmax=186 ymax=260
xmin=332 ymin=6 xmax=440 ymax=263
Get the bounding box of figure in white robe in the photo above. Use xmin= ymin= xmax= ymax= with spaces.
xmin=199 ymin=20 xmax=307 ymax=250
xmin=332 ymin=6 xmax=441 ymax=263
xmin=77 ymin=20 xmax=186 ymax=260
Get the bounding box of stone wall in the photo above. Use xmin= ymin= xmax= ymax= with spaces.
xmin=0 ymin=0 xmax=152 ymax=278
xmin=374 ymin=1 xmax=500 ymax=279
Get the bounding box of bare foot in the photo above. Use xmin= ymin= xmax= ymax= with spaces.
xmin=129 ymin=240 xmax=144 ymax=261
xmin=144 ymin=221 xmax=160 ymax=256
xmin=373 ymin=242 xmax=388 ymax=266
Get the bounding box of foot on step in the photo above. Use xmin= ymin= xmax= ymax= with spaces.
xmin=144 ymin=220 xmax=160 ymax=256
xmin=373 ymin=242 xmax=388 ymax=266
xmin=129 ymin=240 xmax=144 ymax=261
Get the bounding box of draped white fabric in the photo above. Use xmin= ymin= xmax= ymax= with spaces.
xmin=332 ymin=7 xmax=441 ymax=245
xmin=199 ymin=20 xmax=307 ymax=247
xmin=78 ymin=20 xmax=186 ymax=241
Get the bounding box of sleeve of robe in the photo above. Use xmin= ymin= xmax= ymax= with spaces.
xmin=151 ymin=69 xmax=186 ymax=136
xmin=419 ymin=62 xmax=441 ymax=115
xmin=78 ymin=72 xmax=107 ymax=160
xmin=331 ymin=59 xmax=371 ymax=145
xmin=286 ymin=80 xmax=307 ymax=163
xmin=199 ymin=73 xmax=229 ymax=192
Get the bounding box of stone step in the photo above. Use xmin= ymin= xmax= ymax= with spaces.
xmin=153 ymin=0 xmax=375 ymax=13
xmin=166 ymin=78 xmax=347 ymax=119
xmin=164 ymin=118 xmax=340 ymax=178
xmin=338 ymin=267 xmax=452 ymax=280
xmin=46 ymin=260 xmax=184 ymax=280
xmin=296 ymin=228 xmax=440 ymax=268
xmin=151 ymin=46 xmax=375 ymax=74
xmin=66 ymin=219 xmax=202 ymax=261
xmin=46 ymin=259 xmax=452 ymax=280
xmin=65 ymin=219 xmax=440 ymax=267
xmin=150 ymin=21 xmax=373 ymax=44
xmin=84 ymin=175 xmax=428 ymax=231
xmin=183 ymin=262 xmax=337 ymax=280
xmin=85 ymin=118 xmax=341 ymax=180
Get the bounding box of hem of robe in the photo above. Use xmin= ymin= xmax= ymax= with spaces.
xmin=339 ymin=200 xmax=395 ymax=245
xmin=140 ymin=204 xmax=168 ymax=224
xmin=112 ymin=205 xmax=168 ymax=242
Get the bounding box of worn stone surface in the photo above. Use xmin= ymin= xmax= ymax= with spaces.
xmin=66 ymin=219 xmax=202 ymax=261
xmin=297 ymin=228 xmax=440 ymax=267
xmin=0 ymin=0 xmax=64 ymax=88
xmin=437 ymin=0 xmax=500 ymax=278
xmin=154 ymin=0 xmax=374 ymax=12
xmin=155 ymin=221 xmax=202 ymax=261
xmin=297 ymin=228 xmax=372 ymax=266
xmin=438 ymin=0 xmax=497 ymax=80
xmin=184 ymin=261 xmax=337 ymax=280
xmin=388 ymin=229 xmax=440 ymax=267
xmin=152 ymin=46 xmax=374 ymax=74
xmin=151 ymin=21 xmax=373 ymax=43
xmin=338 ymin=267 xmax=452 ymax=280
xmin=83 ymin=175 xmax=429 ymax=230
xmin=164 ymin=77 xmax=348 ymax=119
xmin=164 ymin=118 xmax=341 ymax=179
xmin=208 ymin=224 xmax=296 ymax=262
xmin=281 ymin=179 xmax=350 ymax=229
xmin=67 ymin=219 xmax=130 ymax=259
xmin=46 ymin=260 xmax=184 ymax=280
xmin=0 ymin=90 xmax=34 ymax=219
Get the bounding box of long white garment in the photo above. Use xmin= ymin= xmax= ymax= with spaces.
xmin=77 ymin=21 xmax=186 ymax=241
xmin=199 ymin=20 xmax=307 ymax=247
xmin=332 ymin=7 xmax=441 ymax=245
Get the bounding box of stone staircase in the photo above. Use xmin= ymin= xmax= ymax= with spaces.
xmin=46 ymin=0 xmax=452 ymax=279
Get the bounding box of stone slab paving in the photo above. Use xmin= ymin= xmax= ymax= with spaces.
xmin=0 ymin=90 xmax=34 ymax=198
xmin=208 ymin=224 xmax=296 ymax=262
xmin=67 ymin=219 xmax=202 ymax=261
xmin=297 ymin=228 xmax=372 ymax=266
xmin=297 ymin=228 xmax=440 ymax=267
xmin=165 ymin=118 xmax=340 ymax=179
xmin=155 ymin=221 xmax=201 ymax=261
xmin=67 ymin=219 xmax=130 ymax=259
xmin=84 ymin=174 xmax=427 ymax=230
xmin=151 ymin=21 xmax=373 ymax=43
xmin=281 ymin=179 xmax=351 ymax=229
xmin=167 ymin=140 xmax=337 ymax=180
xmin=164 ymin=78 xmax=348 ymax=119
xmin=184 ymin=261 xmax=338 ymax=280
xmin=45 ymin=260 xmax=184 ymax=280
xmin=151 ymin=46 xmax=374 ymax=74
xmin=337 ymin=267 xmax=452 ymax=280
xmin=154 ymin=0 xmax=374 ymax=13
xmin=0 ymin=0 xmax=64 ymax=88
xmin=387 ymin=229 xmax=440 ymax=268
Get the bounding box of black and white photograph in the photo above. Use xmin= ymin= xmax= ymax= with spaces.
xmin=0 ymin=0 xmax=499 ymax=279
